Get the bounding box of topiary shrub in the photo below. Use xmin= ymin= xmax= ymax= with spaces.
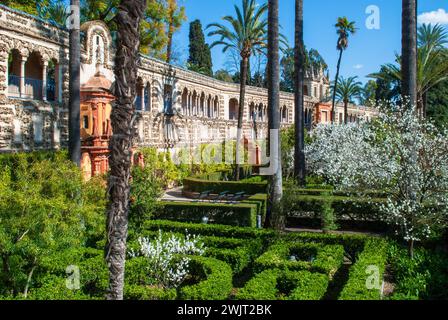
xmin=254 ymin=242 xmax=345 ymax=277
xmin=235 ymin=269 xmax=329 ymax=300
xmin=339 ymin=238 xmax=388 ymax=300
xmin=178 ymin=256 xmax=233 ymax=300
xmin=154 ymin=202 xmax=260 ymax=227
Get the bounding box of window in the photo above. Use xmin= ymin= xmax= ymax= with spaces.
xmin=83 ymin=115 xmax=89 ymax=129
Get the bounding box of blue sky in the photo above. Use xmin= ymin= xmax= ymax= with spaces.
xmin=174 ymin=0 xmax=448 ymax=84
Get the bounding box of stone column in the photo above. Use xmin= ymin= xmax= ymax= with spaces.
xmin=42 ymin=61 xmax=48 ymax=101
xmin=140 ymin=85 xmax=145 ymax=111
xmin=20 ymin=57 xmax=26 ymax=98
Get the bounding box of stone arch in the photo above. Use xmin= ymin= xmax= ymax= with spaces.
xmin=214 ymin=95 xmax=219 ymax=119
xmin=181 ymin=88 xmax=189 ymax=115
xmin=229 ymin=98 xmax=238 ymax=120
xmin=24 ymin=51 xmax=44 ymax=100
xmin=7 ymin=49 xmax=22 ymax=97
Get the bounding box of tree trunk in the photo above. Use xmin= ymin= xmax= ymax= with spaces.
xmin=331 ymin=49 xmax=343 ymax=123
xmin=266 ymin=0 xmax=283 ymax=229
xmin=408 ymin=239 xmax=415 ymax=259
xmin=235 ymin=56 xmax=249 ymax=181
xmin=294 ymin=0 xmax=306 ymax=187
xmin=344 ymin=100 xmax=348 ymax=124
xmin=105 ymin=0 xmax=146 ymax=301
xmin=402 ymin=0 xmax=418 ymax=107
xmin=69 ymin=0 xmax=81 ymax=166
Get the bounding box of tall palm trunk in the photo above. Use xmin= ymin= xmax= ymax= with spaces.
xmin=331 ymin=49 xmax=343 ymax=123
xmin=105 ymin=0 xmax=146 ymax=300
xmin=294 ymin=0 xmax=306 ymax=186
xmin=69 ymin=0 xmax=81 ymax=166
xmin=344 ymin=100 xmax=348 ymax=124
xmin=235 ymin=56 xmax=249 ymax=181
xmin=402 ymin=0 xmax=418 ymax=258
xmin=266 ymin=0 xmax=283 ymax=229
xmin=402 ymin=0 xmax=418 ymax=107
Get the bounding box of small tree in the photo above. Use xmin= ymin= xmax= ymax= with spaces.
xmin=188 ymin=20 xmax=213 ymax=76
xmin=306 ymin=101 xmax=448 ymax=257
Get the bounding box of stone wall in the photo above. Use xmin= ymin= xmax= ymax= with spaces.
xmin=0 ymin=4 xmax=378 ymax=154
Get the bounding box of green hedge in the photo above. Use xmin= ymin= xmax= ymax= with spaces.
xmin=339 ymin=238 xmax=388 ymax=300
xmin=124 ymin=284 xmax=177 ymax=300
xmin=143 ymin=220 xmax=273 ymax=240
xmin=202 ymin=237 xmax=264 ymax=274
xmin=254 ymin=242 xmax=345 ymax=277
xmin=156 ymin=201 xmax=259 ymax=227
xmin=179 ymin=256 xmax=233 ymax=300
xmin=235 ymin=269 xmax=329 ymax=300
xmin=183 ymin=172 xmax=268 ymax=195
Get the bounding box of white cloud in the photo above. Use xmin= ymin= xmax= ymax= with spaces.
xmin=353 ymin=64 xmax=364 ymax=70
xmin=418 ymin=9 xmax=448 ymax=25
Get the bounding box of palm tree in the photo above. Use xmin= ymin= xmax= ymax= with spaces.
xmin=294 ymin=0 xmax=305 ymax=186
xmin=207 ymin=0 xmax=268 ymax=180
xmin=331 ymin=17 xmax=356 ymax=123
xmin=333 ymin=76 xmax=362 ymax=124
xmin=37 ymin=1 xmax=70 ymax=25
xmin=69 ymin=0 xmax=81 ymax=166
xmin=369 ymin=24 xmax=448 ymax=117
xmin=105 ymin=0 xmax=146 ymax=300
xmin=266 ymin=0 xmax=283 ymax=229
xmin=401 ymin=0 xmax=418 ymax=109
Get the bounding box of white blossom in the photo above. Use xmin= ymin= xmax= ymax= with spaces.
xmin=306 ymin=100 xmax=448 ymax=243
xmin=130 ymin=230 xmax=205 ymax=289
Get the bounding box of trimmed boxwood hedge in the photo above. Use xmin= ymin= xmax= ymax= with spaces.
xmin=339 ymin=238 xmax=388 ymax=300
xmin=179 ymin=256 xmax=233 ymax=300
xmin=287 ymin=194 xmax=385 ymax=222
xmin=236 ymin=269 xmax=329 ymax=300
xmin=183 ymin=173 xmax=268 ymax=195
xmin=254 ymin=242 xmax=345 ymax=277
xmin=143 ymin=220 xmax=273 ymax=240
xmin=124 ymin=284 xmax=177 ymax=300
xmin=155 ymin=201 xmax=259 ymax=227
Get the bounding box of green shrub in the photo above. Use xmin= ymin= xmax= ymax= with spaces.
xmin=203 ymin=237 xmax=263 ymax=274
xmin=143 ymin=220 xmax=273 ymax=240
xmin=339 ymin=238 xmax=388 ymax=300
xmin=388 ymin=244 xmax=448 ymax=300
xmin=183 ymin=175 xmax=268 ymax=195
xmin=26 ymin=275 xmax=94 ymax=300
xmin=321 ymin=192 xmax=338 ymax=232
xmin=124 ymin=284 xmax=177 ymax=300
xmin=179 ymin=256 xmax=233 ymax=300
xmin=235 ymin=269 xmax=279 ymax=300
xmin=254 ymin=242 xmax=344 ymax=277
xmin=155 ymin=202 xmax=259 ymax=227
xmin=236 ymin=269 xmax=329 ymax=300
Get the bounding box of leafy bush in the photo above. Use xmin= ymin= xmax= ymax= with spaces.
xmin=0 ymin=152 xmax=105 ymax=297
xmin=254 ymin=242 xmax=345 ymax=277
xmin=321 ymin=192 xmax=338 ymax=232
xmin=236 ymin=269 xmax=328 ymax=300
xmin=388 ymin=243 xmax=448 ymax=300
xmin=129 ymin=165 xmax=163 ymax=231
xmin=155 ymin=201 xmax=259 ymax=227
xmin=339 ymin=238 xmax=388 ymax=300
xmin=178 ymin=256 xmax=233 ymax=300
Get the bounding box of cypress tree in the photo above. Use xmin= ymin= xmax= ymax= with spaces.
xmin=188 ymin=19 xmax=213 ymax=76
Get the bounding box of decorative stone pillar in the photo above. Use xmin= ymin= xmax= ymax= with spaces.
xmin=20 ymin=57 xmax=26 ymax=98
xmin=140 ymin=85 xmax=145 ymax=111
xmin=42 ymin=61 xmax=48 ymax=101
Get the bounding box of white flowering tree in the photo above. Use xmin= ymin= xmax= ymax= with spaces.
xmin=306 ymin=101 xmax=448 ymax=257
xmin=130 ymin=230 xmax=205 ymax=289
